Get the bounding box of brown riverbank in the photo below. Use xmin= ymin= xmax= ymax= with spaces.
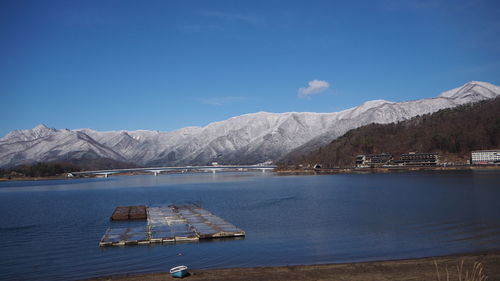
xmin=87 ymin=251 xmax=500 ymax=281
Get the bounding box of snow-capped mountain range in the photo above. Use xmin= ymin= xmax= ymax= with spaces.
xmin=1 ymin=81 xmax=499 ymax=169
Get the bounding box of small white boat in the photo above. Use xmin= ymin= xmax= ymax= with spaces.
xmin=170 ymin=265 xmax=188 ymax=278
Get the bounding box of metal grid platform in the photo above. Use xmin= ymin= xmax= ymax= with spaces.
xmin=100 ymin=205 xmax=245 ymax=246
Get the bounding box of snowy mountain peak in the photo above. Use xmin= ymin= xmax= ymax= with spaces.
xmin=0 ymin=124 xmax=56 ymax=142
xmin=1 ymin=81 xmax=499 ymax=168
xmin=439 ymin=81 xmax=499 ymax=99
xmin=32 ymin=124 xmax=54 ymax=136
xmin=34 ymin=124 xmax=49 ymax=130
xmin=336 ymin=99 xmax=394 ymax=120
xmin=359 ymin=99 xmax=393 ymax=108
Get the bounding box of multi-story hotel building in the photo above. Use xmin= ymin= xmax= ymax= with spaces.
xmin=471 ymin=150 xmax=500 ymax=164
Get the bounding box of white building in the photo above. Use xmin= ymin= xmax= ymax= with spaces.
xmin=471 ymin=150 xmax=500 ymax=164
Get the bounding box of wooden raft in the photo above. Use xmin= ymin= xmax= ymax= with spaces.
xmin=100 ymin=204 xmax=245 ymax=246
xmin=110 ymin=205 xmax=147 ymax=220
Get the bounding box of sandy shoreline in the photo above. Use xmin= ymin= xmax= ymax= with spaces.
xmin=87 ymin=251 xmax=500 ymax=281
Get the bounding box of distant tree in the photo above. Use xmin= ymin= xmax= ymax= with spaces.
xmin=11 ymin=162 xmax=80 ymax=177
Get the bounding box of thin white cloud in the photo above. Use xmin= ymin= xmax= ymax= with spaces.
xmin=198 ymin=96 xmax=246 ymax=106
xmin=298 ymin=80 xmax=330 ymax=98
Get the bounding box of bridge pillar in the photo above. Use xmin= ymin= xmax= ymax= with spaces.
xmin=149 ymin=170 xmax=161 ymax=176
xmin=212 ymin=169 xmax=216 ymax=174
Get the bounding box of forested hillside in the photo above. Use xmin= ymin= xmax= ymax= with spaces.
xmin=281 ymin=97 xmax=500 ymax=168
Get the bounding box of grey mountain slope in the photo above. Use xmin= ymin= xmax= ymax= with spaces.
xmin=0 ymin=81 xmax=499 ymax=168
xmin=0 ymin=127 xmax=125 ymax=167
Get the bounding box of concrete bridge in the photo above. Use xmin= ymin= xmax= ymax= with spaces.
xmin=71 ymin=165 xmax=276 ymax=178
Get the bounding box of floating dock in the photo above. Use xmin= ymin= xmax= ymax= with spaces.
xmin=100 ymin=205 xmax=245 ymax=246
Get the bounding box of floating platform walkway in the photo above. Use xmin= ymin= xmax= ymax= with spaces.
xmin=100 ymin=205 xmax=245 ymax=246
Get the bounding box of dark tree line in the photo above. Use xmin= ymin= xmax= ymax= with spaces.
xmin=280 ymin=97 xmax=500 ymax=169
xmin=1 ymin=162 xmax=80 ymax=178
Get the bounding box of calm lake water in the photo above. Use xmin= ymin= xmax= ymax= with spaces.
xmin=1 ymin=171 xmax=500 ymax=281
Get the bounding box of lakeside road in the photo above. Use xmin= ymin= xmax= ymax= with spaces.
xmin=87 ymin=251 xmax=500 ymax=281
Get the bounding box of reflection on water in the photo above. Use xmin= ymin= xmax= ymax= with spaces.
xmin=0 ymin=171 xmax=500 ymax=281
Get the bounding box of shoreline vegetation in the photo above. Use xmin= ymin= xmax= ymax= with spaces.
xmin=86 ymin=251 xmax=500 ymax=281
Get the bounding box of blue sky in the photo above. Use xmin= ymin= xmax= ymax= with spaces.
xmin=1 ymin=0 xmax=499 ymax=136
